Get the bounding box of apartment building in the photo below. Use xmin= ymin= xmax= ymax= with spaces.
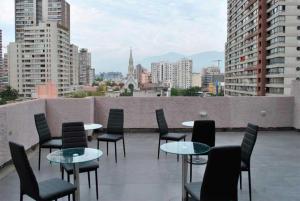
xmin=0 ymin=30 xmax=2 ymax=67
xmin=70 ymin=44 xmax=79 ymax=87
xmin=0 ymin=53 xmax=9 ymax=88
xmin=79 ymin=48 xmax=92 ymax=85
xmin=9 ymin=22 xmax=70 ymax=97
xmin=225 ymin=0 xmax=300 ymax=96
xmin=151 ymin=59 xmax=192 ymax=89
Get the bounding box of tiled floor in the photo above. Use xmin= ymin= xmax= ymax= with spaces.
xmin=0 ymin=131 xmax=300 ymax=201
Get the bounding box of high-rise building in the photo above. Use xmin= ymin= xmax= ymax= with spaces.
xmin=151 ymin=59 xmax=192 ymax=89
xmin=15 ymin=0 xmax=43 ymax=42
xmin=0 ymin=53 xmax=8 ymax=88
xmin=225 ymin=0 xmax=300 ymax=96
xmin=11 ymin=0 xmax=78 ymax=97
xmin=192 ymin=73 xmax=202 ymax=88
xmin=0 ymin=29 xmax=2 ymax=67
xmin=9 ymin=22 xmax=70 ymax=97
xmin=70 ymin=44 xmax=79 ymax=87
xmin=79 ymin=48 xmax=92 ymax=85
xmin=42 ymin=0 xmax=70 ymax=30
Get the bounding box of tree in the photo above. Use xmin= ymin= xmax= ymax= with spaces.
xmin=0 ymin=86 xmax=19 ymax=101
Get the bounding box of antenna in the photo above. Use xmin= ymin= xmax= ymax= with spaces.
xmin=212 ymin=60 xmax=222 ymax=69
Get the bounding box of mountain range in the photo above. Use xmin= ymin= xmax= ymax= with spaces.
xmin=139 ymin=51 xmax=225 ymax=73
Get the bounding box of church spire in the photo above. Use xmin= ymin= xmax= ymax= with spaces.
xmin=128 ymin=48 xmax=134 ymax=75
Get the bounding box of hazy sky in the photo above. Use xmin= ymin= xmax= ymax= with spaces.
xmin=0 ymin=0 xmax=227 ymax=74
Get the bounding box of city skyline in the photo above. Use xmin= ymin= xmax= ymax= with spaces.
xmin=0 ymin=0 xmax=227 ymax=74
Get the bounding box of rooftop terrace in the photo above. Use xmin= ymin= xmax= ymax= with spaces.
xmin=1 ymin=81 xmax=300 ymax=200
xmin=1 ymin=131 xmax=300 ymax=201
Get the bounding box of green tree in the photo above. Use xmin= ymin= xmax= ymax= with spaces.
xmin=0 ymin=86 xmax=19 ymax=101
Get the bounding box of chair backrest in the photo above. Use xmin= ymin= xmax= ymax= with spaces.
xmin=9 ymin=142 xmax=39 ymax=199
xmin=155 ymin=109 xmax=168 ymax=135
xmin=192 ymin=120 xmax=215 ymax=147
xmin=62 ymin=122 xmax=87 ymax=148
xmin=241 ymin=123 xmax=258 ymax=166
xmin=107 ymin=109 xmax=124 ymax=135
xmin=34 ymin=113 xmax=51 ymax=144
xmin=200 ymin=146 xmax=241 ymax=201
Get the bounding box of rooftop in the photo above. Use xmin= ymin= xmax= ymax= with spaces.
xmin=0 ymin=131 xmax=299 ymax=201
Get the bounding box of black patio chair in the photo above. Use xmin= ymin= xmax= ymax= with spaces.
xmin=185 ymin=146 xmax=241 ymax=201
xmin=240 ymin=123 xmax=258 ymax=201
xmin=156 ymin=109 xmax=186 ymax=161
xmin=34 ymin=113 xmax=62 ymax=170
xmin=97 ymin=109 xmax=126 ymax=163
xmin=9 ymin=141 xmax=76 ymax=201
xmin=188 ymin=120 xmax=215 ymax=182
xmin=61 ymin=122 xmax=99 ymax=200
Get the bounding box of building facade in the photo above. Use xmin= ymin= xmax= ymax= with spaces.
xmin=70 ymin=44 xmax=79 ymax=87
xmin=0 ymin=30 xmax=2 ymax=67
xmin=79 ymin=48 xmax=91 ymax=85
xmin=9 ymin=22 xmax=70 ymax=97
xmin=225 ymin=0 xmax=300 ymax=96
xmin=0 ymin=53 xmax=9 ymax=89
xmin=192 ymin=73 xmax=202 ymax=87
xmin=151 ymin=59 xmax=192 ymax=89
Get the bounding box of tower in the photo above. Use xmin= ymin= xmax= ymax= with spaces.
xmin=128 ymin=48 xmax=134 ymax=75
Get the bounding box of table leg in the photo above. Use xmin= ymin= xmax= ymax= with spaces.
xmin=86 ymin=130 xmax=93 ymax=141
xmin=74 ymin=163 xmax=80 ymax=201
xmin=182 ymin=155 xmax=188 ymax=201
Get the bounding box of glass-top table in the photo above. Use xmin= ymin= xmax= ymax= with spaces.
xmin=160 ymin=142 xmax=210 ymax=201
xmin=47 ymin=148 xmax=103 ymax=201
xmin=181 ymin=121 xmax=194 ymax=127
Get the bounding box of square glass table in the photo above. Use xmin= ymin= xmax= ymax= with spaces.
xmin=47 ymin=148 xmax=103 ymax=201
xmin=160 ymin=142 xmax=210 ymax=201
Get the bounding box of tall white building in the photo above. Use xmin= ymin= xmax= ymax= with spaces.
xmin=0 ymin=30 xmax=2 ymax=67
xmin=151 ymin=59 xmax=192 ymax=89
xmin=9 ymin=0 xmax=80 ymax=97
xmin=225 ymin=0 xmax=300 ymax=96
xmin=70 ymin=44 xmax=79 ymax=87
xmin=9 ymin=22 xmax=70 ymax=97
xmin=79 ymin=48 xmax=92 ymax=86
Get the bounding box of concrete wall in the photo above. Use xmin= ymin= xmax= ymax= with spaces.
xmin=94 ymin=96 xmax=294 ymax=129
xmin=0 ymin=99 xmax=45 ymax=166
xmin=46 ymin=97 xmax=94 ymax=136
xmin=292 ymin=81 xmax=300 ymax=129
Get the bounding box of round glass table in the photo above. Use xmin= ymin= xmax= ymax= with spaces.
xmin=84 ymin=123 xmax=103 ymax=141
xmin=160 ymin=142 xmax=210 ymax=201
xmin=181 ymin=121 xmax=194 ymax=127
xmin=47 ymin=148 xmax=103 ymax=201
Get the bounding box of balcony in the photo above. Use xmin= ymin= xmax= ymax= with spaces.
xmin=1 ymin=81 xmax=300 ymax=200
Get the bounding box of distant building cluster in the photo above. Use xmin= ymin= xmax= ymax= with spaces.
xmin=202 ymin=66 xmax=224 ymax=95
xmin=6 ymin=0 xmax=95 ymax=98
xmin=151 ymin=59 xmax=192 ymax=89
xmin=99 ymin=72 xmax=123 ymax=82
xmin=0 ymin=30 xmax=8 ymax=90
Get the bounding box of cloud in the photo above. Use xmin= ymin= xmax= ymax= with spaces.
xmin=1 ymin=0 xmax=227 ymax=74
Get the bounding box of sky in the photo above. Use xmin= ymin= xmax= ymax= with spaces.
xmin=0 ymin=0 xmax=227 ymax=74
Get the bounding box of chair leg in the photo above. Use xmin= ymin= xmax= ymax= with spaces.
xmin=72 ymin=192 xmax=75 ymax=201
xmin=184 ymin=137 xmax=186 ymax=141
xmin=38 ymin=147 xmax=41 ymax=171
xmin=50 ymin=148 xmax=52 ymax=153
xmin=123 ymin=137 xmax=126 ymax=157
xmin=114 ymin=142 xmax=117 ymax=163
xmin=95 ymin=170 xmax=99 ymax=200
xmin=190 ymin=155 xmax=193 ymax=182
xmin=68 ymin=194 xmax=70 ymax=201
xmin=240 ymin=171 xmax=242 ymax=190
xmin=20 ymin=191 xmax=23 ymax=201
xmin=177 ymin=154 xmax=179 ymax=162
xmin=248 ymin=169 xmax=252 ymax=201
xmin=107 ymin=142 xmax=109 ymax=156
xmin=88 ymin=171 xmax=91 ymax=189
xmin=157 ymin=139 xmax=161 ymax=159
xmin=97 ymin=140 xmax=100 ymax=149
xmin=67 ymin=173 xmax=70 ymax=182
xmin=62 ymin=168 xmax=64 ymax=180
xmin=165 ymin=140 xmax=168 ymax=155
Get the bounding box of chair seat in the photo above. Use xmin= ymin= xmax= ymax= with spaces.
xmin=41 ymin=139 xmax=62 ymax=148
xmin=62 ymin=161 xmax=99 ymax=174
xmin=161 ymin=133 xmax=186 ymax=141
xmin=185 ymin=182 xmax=201 ymax=201
xmin=39 ymin=178 xmax=76 ymax=200
xmin=98 ymin=134 xmax=123 ymax=142
xmin=241 ymin=161 xmax=249 ymax=171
